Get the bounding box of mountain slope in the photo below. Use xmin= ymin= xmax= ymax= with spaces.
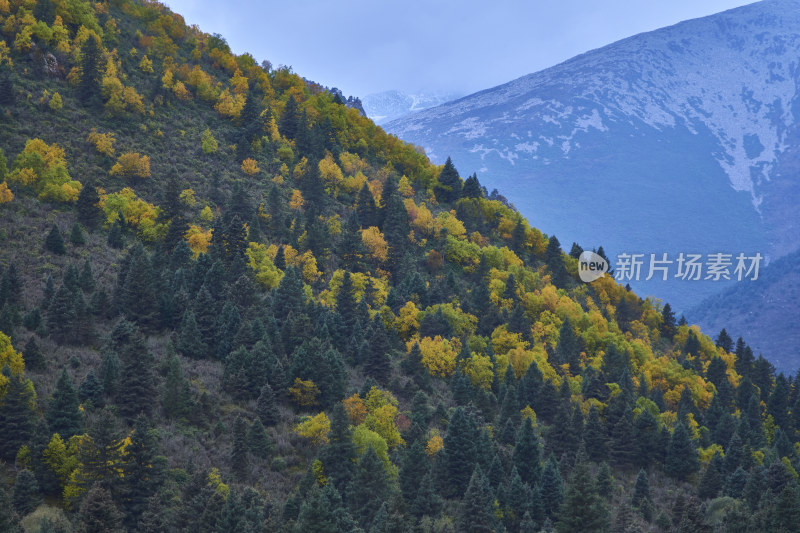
xmin=689 ymin=248 xmax=800 ymax=371
xmin=385 ymin=0 xmax=800 ymax=317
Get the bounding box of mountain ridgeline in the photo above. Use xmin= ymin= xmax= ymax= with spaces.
xmin=0 ymin=1 xmax=798 ymax=532
xmin=385 ymin=0 xmax=800 ymax=368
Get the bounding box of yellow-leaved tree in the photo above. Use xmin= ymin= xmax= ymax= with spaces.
xmin=361 ymin=226 xmax=388 ymax=263
xmin=7 ymin=139 xmax=81 ymax=202
xmin=0 ymin=182 xmax=12 ymax=204
xmin=294 ymin=412 xmax=330 ymax=446
xmin=110 ymin=152 xmax=151 ymax=182
xmin=241 ymin=158 xmax=259 ymax=176
xmin=87 ymin=129 xmax=116 ymax=157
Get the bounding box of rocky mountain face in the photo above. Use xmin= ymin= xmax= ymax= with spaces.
xmin=385 ymin=0 xmax=800 ymax=368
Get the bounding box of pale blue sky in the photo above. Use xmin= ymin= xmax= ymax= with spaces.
xmin=164 ymin=0 xmax=757 ymax=98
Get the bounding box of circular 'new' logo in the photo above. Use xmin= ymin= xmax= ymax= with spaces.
xmin=578 ymin=251 xmax=608 ymax=283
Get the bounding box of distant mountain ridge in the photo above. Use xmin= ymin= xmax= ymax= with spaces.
xmin=384 ymin=0 xmax=800 ymax=368
xmin=363 ymin=90 xmax=462 ymax=124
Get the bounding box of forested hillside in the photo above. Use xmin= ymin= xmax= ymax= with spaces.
xmin=0 ymin=1 xmax=798 ymax=532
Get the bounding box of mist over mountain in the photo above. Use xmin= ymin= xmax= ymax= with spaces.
xmin=362 ymin=90 xmax=462 ymax=124
xmin=386 ymin=0 xmax=800 ymax=322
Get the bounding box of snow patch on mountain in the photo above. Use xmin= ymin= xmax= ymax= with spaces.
xmin=387 ymin=0 xmax=800 ymax=211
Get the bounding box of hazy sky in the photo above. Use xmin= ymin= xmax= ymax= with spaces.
xmin=164 ymin=0 xmax=757 ymax=98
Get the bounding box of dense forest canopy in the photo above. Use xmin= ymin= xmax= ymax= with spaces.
xmin=0 ymin=1 xmax=797 ymax=532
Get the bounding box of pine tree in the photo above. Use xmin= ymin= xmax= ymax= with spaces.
xmin=44 ymin=224 xmax=66 ymax=255
xmin=70 ymin=222 xmax=86 ymax=246
xmin=545 ymin=236 xmax=569 ymax=288
xmin=462 ymin=173 xmax=483 ymax=199
xmin=78 ymin=485 xmax=124 ymax=533
xmin=540 ymin=456 xmax=563 ymax=520
xmin=364 ymin=324 xmax=391 ymax=383
xmin=434 ymin=157 xmax=462 ymax=204
xmin=456 ymin=466 xmax=496 ymax=533
xmin=319 ymin=403 xmax=357 ymax=495
xmin=279 ymin=96 xmax=300 ymax=140
xmin=555 ymin=450 xmax=608 ymax=533
xmin=162 ymin=351 xmax=191 ymax=419
xmin=231 ymin=416 xmax=249 ymax=479
xmin=514 ymin=417 xmax=543 ymax=486
xmin=11 ymin=469 xmax=41 ymax=516
xmin=78 ymin=369 xmax=105 ymax=408
xmin=631 ymin=469 xmax=651 ymax=508
xmin=0 ymin=366 xmax=36 ymax=461
xmin=660 ymin=303 xmax=677 ymax=338
xmin=410 ymin=471 xmax=442 ymax=519
xmin=440 ymin=407 xmax=477 ymax=498
xmin=122 ymin=415 xmax=165 ymax=529
xmin=698 ymin=453 xmax=723 ymax=500
xmin=555 ymin=317 xmax=580 ymax=373
xmin=296 ymin=482 xmax=359 ymax=533
xmin=76 ymin=182 xmax=103 ymax=231
xmin=0 ymin=484 xmax=21 ymax=533
xmin=716 ymin=328 xmax=733 ymax=352
xmin=47 ymin=368 xmax=82 ymax=438
xmin=665 ymin=421 xmax=699 ymax=480
xmin=0 ymin=70 xmax=14 ymax=107
xmin=116 ymin=327 xmax=156 ymax=420
xmin=347 ymin=446 xmax=390 ymax=529
xmin=255 ymin=383 xmax=279 ymax=426
xmin=22 ymin=338 xmax=45 ymax=371
xmin=78 ymin=35 xmax=103 ymax=105
xmin=247 ymin=419 xmax=271 ymax=459
xmin=107 ymin=219 xmax=124 ymax=248
xmin=399 ymin=440 xmax=429 ymax=502
xmin=177 ymin=309 xmax=208 ymax=359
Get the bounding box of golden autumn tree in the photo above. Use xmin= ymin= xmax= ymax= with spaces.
xmin=0 ymin=181 xmax=12 ymax=204
xmin=294 ymin=412 xmax=330 ymax=446
xmin=8 ymin=139 xmax=81 ymax=202
xmin=241 ymin=158 xmax=259 ymax=175
xmin=87 ymin=129 xmax=116 ymax=156
xmin=110 ymin=152 xmax=151 ymax=182
xmin=361 ymin=226 xmax=388 ymax=263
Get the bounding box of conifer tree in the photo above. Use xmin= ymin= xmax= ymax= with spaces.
xmin=11 ymin=469 xmax=41 ymax=516
xmin=435 ymin=157 xmax=462 ymax=204
xmin=440 ymin=407 xmax=477 ymax=498
xmin=514 ymin=417 xmax=543 ymax=486
xmin=247 ymin=419 xmax=271 ymax=459
xmin=77 ymin=182 xmax=103 ymax=231
xmin=660 ymin=303 xmax=677 ymax=338
xmin=44 ymin=224 xmax=66 ymax=255
xmin=665 ymin=421 xmax=699 ymax=480
xmin=255 ymin=383 xmax=279 ymax=426
xmin=107 ymin=219 xmax=124 ymax=249
xmin=78 ymin=485 xmax=125 ymax=533
xmin=0 ymin=366 xmax=36 ymax=461
xmin=456 ymin=466 xmax=496 ymax=533
xmin=231 ymin=416 xmax=249 ymax=479
xmin=556 ymin=449 xmax=609 ymax=533
xmin=545 ymin=236 xmax=569 ymax=288
xmin=116 ymin=327 xmax=156 ymax=420
xmin=319 ymin=403 xmax=357 ymax=495
xmin=347 ymin=446 xmax=390 ymax=529
xmin=78 ymin=35 xmax=103 ymax=105
xmin=540 ymin=456 xmax=563 ymax=520
xmin=162 ymin=351 xmax=192 ymax=419
xmin=631 ymin=469 xmax=651 ymax=508
xmin=70 ymin=222 xmax=86 ymax=246
xmin=47 ymin=368 xmax=82 ymax=438
xmin=22 ymin=338 xmax=45 ymax=371
xmin=78 ymin=369 xmax=105 ymax=408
